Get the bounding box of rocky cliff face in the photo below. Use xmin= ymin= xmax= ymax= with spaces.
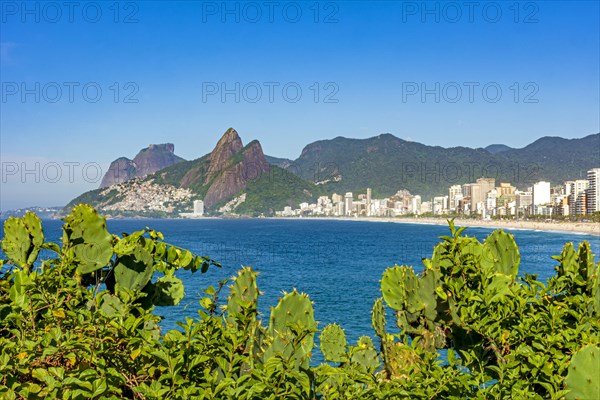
xmin=70 ymin=128 xmax=277 ymax=216
xmin=202 ymin=139 xmax=270 ymax=207
xmin=100 ymin=157 xmax=137 ymax=188
xmin=204 ymin=128 xmax=244 ymax=184
xmin=100 ymin=143 xmax=184 ymax=188
xmin=178 ymin=128 xmax=269 ymax=207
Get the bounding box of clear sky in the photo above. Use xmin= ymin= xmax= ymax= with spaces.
xmin=1 ymin=0 xmax=599 ymax=210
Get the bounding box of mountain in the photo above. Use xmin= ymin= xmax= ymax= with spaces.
xmin=496 ymin=134 xmax=599 ymax=181
xmin=65 ymin=129 xmax=320 ymax=217
xmin=202 ymin=130 xmax=270 ymax=207
xmin=286 ymin=133 xmax=600 ymax=199
xmin=265 ymin=155 xmax=294 ymax=169
xmin=65 ymin=130 xmax=599 ymax=217
xmin=485 ymin=144 xmax=513 ymax=154
xmin=99 ymin=143 xmax=185 ymax=188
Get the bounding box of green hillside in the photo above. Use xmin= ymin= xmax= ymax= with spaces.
xmin=289 ymin=133 xmax=600 ymax=198
xmin=63 ymin=130 xmax=323 ymax=217
xmin=233 ymin=166 xmax=325 ymax=216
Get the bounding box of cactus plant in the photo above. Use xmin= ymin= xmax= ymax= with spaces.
xmin=576 ymin=241 xmax=594 ymax=284
xmin=481 ymin=230 xmax=520 ymax=277
xmin=383 ymin=341 xmax=419 ymax=380
xmin=559 ymin=241 xmax=597 ymax=288
xmin=2 ymin=212 xmax=44 ymax=269
xmin=418 ymin=268 xmax=440 ymax=321
xmin=554 ymin=242 xmax=577 ymax=279
xmin=265 ymin=290 xmax=317 ymax=369
xmin=320 ymin=324 xmax=347 ymax=363
xmin=226 ymin=267 xmax=259 ymax=327
xmin=23 ymin=213 xmax=44 ymax=263
xmin=371 ymin=298 xmax=387 ymax=339
xmin=381 ymin=266 xmax=419 ymax=312
xmin=380 ymin=265 xmax=441 ymax=347
xmin=565 ymin=344 xmax=600 ymax=400
xmin=62 ymin=204 xmax=113 ymax=274
xmin=349 ymin=336 xmax=379 ymax=374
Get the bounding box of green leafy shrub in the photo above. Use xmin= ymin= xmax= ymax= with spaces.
xmin=1 ymin=210 xmax=598 ymax=399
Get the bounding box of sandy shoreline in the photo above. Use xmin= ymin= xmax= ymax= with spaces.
xmin=269 ymin=216 xmax=600 ymax=236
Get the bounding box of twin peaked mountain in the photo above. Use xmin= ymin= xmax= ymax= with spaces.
xmin=178 ymin=128 xmax=270 ymax=207
xmin=65 ymin=128 xmax=600 ymax=217
xmin=65 ymin=128 xmax=315 ymax=216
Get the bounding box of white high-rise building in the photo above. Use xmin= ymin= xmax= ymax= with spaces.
xmin=336 ymin=202 xmax=344 ymax=216
xmin=433 ymin=196 xmax=448 ymax=215
xmin=344 ymin=192 xmax=353 ymax=216
xmin=568 ymin=180 xmax=589 ymax=216
xmin=193 ymin=200 xmax=204 ymax=216
xmin=411 ymin=195 xmax=422 ymax=215
xmin=516 ymin=190 xmax=533 ymax=215
xmin=486 ymin=189 xmax=497 ymax=212
xmin=587 ymin=168 xmax=600 ymax=214
xmin=532 ymin=181 xmax=551 ymax=206
xmin=448 ymin=185 xmax=462 ymax=212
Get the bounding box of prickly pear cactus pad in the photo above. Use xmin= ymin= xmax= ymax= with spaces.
xmin=350 ymin=336 xmax=379 ymax=374
xmin=565 ymin=344 xmax=600 ymax=400
xmin=113 ymin=246 xmax=154 ymax=292
xmin=481 ymin=230 xmax=520 ymax=277
xmin=381 ymin=266 xmax=419 ymax=311
xmin=62 ymin=204 xmax=113 ymax=274
xmin=266 ymin=290 xmax=317 ymax=368
xmin=1 ymin=212 xmax=44 ymax=269
xmin=371 ymin=298 xmax=387 ymax=339
xmin=226 ymin=267 xmax=259 ymax=325
xmin=320 ymin=324 xmax=347 ymax=363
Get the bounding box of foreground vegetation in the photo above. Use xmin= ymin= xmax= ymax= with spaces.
xmin=0 ymin=205 xmax=598 ymax=399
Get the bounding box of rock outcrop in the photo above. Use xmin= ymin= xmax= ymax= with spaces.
xmin=204 ymin=128 xmax=244 ymax=184
xmin=99 ymin=157 xmax=137 ymax=188
xmin=100 ymin=143 xmax=184 ymax=188
xmin=202 ymin=138 xmax=270 ymax=207
xmin=69 ymin=128 xmax=286 ymax=216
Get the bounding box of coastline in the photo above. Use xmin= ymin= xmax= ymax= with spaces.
xmin=37 ymin=214 xmax=599 ymax=237
xmin=269 ymin=216 xmax=600 ymax=236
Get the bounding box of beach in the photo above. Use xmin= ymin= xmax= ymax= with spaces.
xmin=273 ymin=216 xmax=600 ymax=236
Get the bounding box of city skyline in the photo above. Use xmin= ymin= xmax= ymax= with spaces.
xmin=276 ymin=167 xmax=600 ymax=219
xmin=1 ymin=128 xmax=598 ymax=212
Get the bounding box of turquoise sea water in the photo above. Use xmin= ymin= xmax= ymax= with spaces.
xmin=2 ymin=218 xmax=599 ymax=362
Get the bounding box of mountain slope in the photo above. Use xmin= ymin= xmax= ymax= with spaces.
xmin=288 ymin=133 xmax=600 ymax=198
xmin=485 ymin=144 xmax=513 ymax=154
xmin=495 ymin=134 xmax=600 ymax=181
xmin=265 ymin=155 xmax=294 ymax=168
xmin=100 ymin=143 xmax=185 ymax=188
xmin=66 ymin=129 xmax=320 ymax=216
xmin=66 ymin=130 xmax=599 ymax=216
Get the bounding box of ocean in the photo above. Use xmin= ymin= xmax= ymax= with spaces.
xmin=2 ymin=218 xmax=599 ymax=362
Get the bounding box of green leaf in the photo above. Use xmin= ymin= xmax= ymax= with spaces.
xmin=2 ymin=218 xmax=32 ymax=267
xmin=113 ymin=246 xmax=154 ymax=292
xmin=63 ymin=205 xmax=113 ymax=274
xmin=91 ymin=379 xmax=107 ymax=397
xmin=152 ymin=275 xmax=185 ymax=306
xmin=113 ymin=231 xmax=144 ymax=255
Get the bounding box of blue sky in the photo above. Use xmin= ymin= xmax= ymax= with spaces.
xmin=1 ymin=1 xmax=599 ymax=210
